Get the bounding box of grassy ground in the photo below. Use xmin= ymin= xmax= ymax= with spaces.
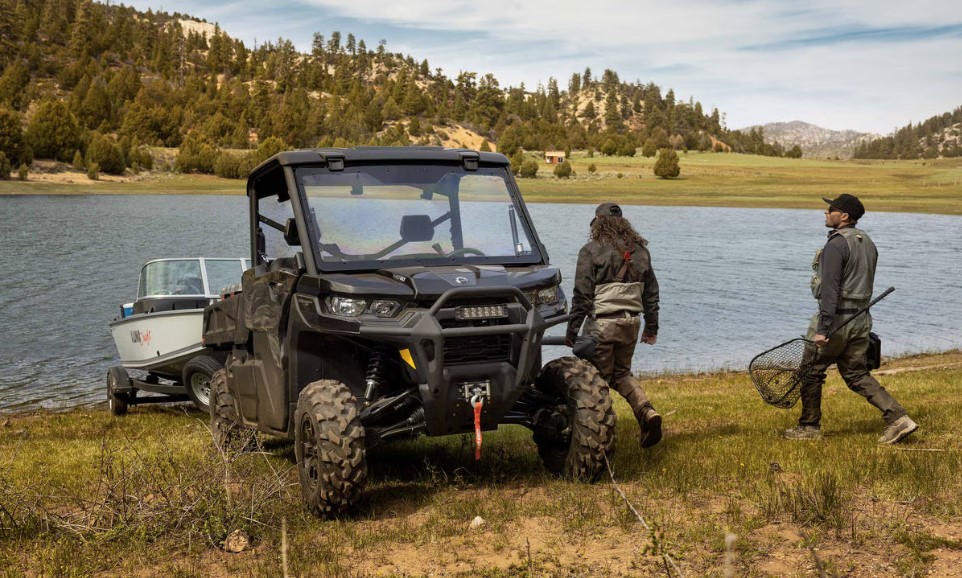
xmin=3 ymin=351 xmax=961 ymax=577
xmin=520 ymin=153 xmax=962 ymax=215
xmin=2 ymin=153 xmax=961 ymax=215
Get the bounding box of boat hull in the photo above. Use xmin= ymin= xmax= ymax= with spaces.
xmin=109 ymin=310 xmax=206 ymax=378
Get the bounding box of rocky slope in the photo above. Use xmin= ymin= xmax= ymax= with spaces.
xmin=746 ymin=120 xmax=880 ymax=159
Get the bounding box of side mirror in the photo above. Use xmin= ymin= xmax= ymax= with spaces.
xmin=283 ymin=218 xmax=301 ymax=246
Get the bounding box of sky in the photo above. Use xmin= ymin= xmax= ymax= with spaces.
xmin=119 ymin=0 xmax=962 ymax=135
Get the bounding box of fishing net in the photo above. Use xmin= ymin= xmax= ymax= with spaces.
xmin=748 ymin=338 xmax=818 ymax=409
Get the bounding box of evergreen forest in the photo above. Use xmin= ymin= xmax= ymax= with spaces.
xmin=2 ymin=0 xmax=913 ymax=180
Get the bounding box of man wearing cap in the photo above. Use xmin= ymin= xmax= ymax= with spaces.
xmin=784 ymin=194 xmax=917 ymax=444
xmin=566 ymin=202 xmax=663 ymax=448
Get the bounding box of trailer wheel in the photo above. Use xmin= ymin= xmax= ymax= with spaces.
xmin=532 ymin=357 xmax=616 ymax=482
xmin=294 ymin=380 xmax=367 ymax=518
xmin=107 ymin=366 xmax=131 ymax=416
xmin=182 ymin=355 xmax=221 ymax=413
xmin=209 ymin=368 xmax=249 ymax=453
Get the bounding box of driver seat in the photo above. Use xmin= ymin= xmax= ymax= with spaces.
xmin=399 ymin=214 xmax=435 ymax=242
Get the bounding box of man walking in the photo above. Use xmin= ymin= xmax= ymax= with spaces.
xmin=566 ymin=203 xmax=662 ymax=448
xmin=784 ymin=194 xmax=917 ymax=444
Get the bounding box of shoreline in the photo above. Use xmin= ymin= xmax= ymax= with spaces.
xmin=4 ymin=349 xmax=958 ymax=418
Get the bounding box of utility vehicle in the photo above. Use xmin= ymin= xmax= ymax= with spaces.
xmin=203 ymin=147 xmax=615 ymax=516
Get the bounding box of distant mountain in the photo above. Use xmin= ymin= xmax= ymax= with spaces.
xmin=744 ymin=121 xmax=880 ymax=159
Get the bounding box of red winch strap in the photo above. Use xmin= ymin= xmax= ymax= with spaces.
xmin=473 ymin=399 xmax=483 ymax=460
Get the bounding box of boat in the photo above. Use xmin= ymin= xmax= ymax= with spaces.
xmin=107 ymin=258 xmax=248 ymax=415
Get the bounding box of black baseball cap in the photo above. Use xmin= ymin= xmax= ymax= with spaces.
xmin=591 ymin=202 xmax=623 ymax=224
xmin=822 ymin=194 xmax=865 ymax=220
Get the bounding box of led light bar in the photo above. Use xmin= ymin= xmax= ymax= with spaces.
xmin=455 ymin=304 xmax=508 ymax=321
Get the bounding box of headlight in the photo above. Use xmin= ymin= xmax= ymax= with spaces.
xmin=537 ymin=286 xmax=560 ymax=305
xmin=370 ymin=299 xmax=401 ymax=318
xmin=524 ymin=285 xmax=561 ymax=306
xmin=327 ymin=296 xmax=367 ymax=317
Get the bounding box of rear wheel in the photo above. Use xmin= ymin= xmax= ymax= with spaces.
xmin=107 ymin=366 xmax=131 ymax=416
xmin=294 ymin=380 xmax=367 ymax=518
xmin=532 ymin=357 xmax=616 ymax=482
xmin=209 ymin=368 xmax=249 ymax=453
xmin=182 ymin=355 xmax=222 ymax=412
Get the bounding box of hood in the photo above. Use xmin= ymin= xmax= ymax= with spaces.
xmin=317 ymin=265 xmax=561 ymax=298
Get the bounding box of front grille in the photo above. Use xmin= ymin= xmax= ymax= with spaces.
xmin=444 ymin=334 xmax=511 ymax=364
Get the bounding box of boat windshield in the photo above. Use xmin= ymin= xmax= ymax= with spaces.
xmin=294 ymin=163 xmax=542 ymax=270
xmin=137 ymin=258 xmax=249 ymax=298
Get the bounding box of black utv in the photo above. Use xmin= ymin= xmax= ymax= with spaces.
xmin=203 ymin=147 xmax=615 ymax=517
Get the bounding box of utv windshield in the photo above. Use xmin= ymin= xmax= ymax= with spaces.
xmin=295 ymin=164 xmax=542 ymax=270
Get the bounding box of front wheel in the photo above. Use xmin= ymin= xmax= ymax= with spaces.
xmin=182 ymin=355 xmax=222 ymax=412
xmin=294 ymin=380 xmax=367 ymax=518
xmin=532 ymin=357 xmax=616 ymax=482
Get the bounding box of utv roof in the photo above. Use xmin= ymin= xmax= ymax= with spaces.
xmin=254 ymin=146 xmax=508 ymax=172
xmin=248 ymin=147 xmax=511 ymax=199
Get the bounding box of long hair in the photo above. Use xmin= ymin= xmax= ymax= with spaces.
xmin=590 ymin=216 xmax=646 ymax=252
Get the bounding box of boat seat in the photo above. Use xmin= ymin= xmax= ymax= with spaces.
xmin=133 ymin=296 xmax=209 ymax=315
xmin=175 ymin=276 xmax=204 ymax=295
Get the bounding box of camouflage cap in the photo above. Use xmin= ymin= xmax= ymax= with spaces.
xmin=591 ymin=202 xmax=623 ymax=225
xmin=595 ymin=202 xmax=623 ymax=218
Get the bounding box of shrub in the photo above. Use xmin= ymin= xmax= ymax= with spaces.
xmin=0 ymin=152 xmax=10 ymax=179
xmin=213 ymin=151 xmax=242 ymax=179
xmin=72 ymin=150 xmax=85 ymax=170
xmin=175 ymin=132 xmax=218 ymax=174
xmin=127 ymin=145 xmax=153 ymax=171
xmin=587 ymin=163 xmax=597 ymax=174
xmin=518 ymin=159 xmax=539 ymax=178
xmin=654 ymin=148 xmax=681 ymax=179
xmin=25 ymin=99 xmax=81 ymax=162
xmin=510 ymin=151 xmax=523 ymax=175
xmin=0 ymin=107 xmax=25 ymax=165
xmin=552 ymin=160 xmax=572 ymax=179
xmin=600 ymin=138 xmax=618 ymax=156
xmin=87 ymin=162 xmax=99 ymax=180
xmin=17 ymin=163 xmax=28 ymax=180
xmin=642 ymin=139 xmax=658 ymax=158
xmin=86 ymin=133 xmax=126 ymax=175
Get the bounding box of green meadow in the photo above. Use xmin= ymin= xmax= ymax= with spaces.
xmin=2 ymin=351 xmax=960 ymax=576
xmin=3 ymin=152 xmax=962 ymax=215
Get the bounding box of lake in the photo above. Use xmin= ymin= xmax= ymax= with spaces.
xmin=1 ymin=194 xmax=960 ymax=412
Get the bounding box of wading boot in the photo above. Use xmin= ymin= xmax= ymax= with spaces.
xmin=639 ymin=407 xmax=662 ymax=448
xmin=878 ymin=416 xmax=918 ymax=444
xmin=783 ymin=425 xmax=822 ymax=440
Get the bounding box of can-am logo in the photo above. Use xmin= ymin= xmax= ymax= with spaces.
xmin=130 ymin=329 xmax=151 ymax=347
xmin=454 ymin=276 xmax=468 ymax=284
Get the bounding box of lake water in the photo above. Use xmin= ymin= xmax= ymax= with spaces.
xmin=1 ymin=195 xmax=960 ymax=412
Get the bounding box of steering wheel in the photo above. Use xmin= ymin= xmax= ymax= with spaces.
xmin=447 ymin=247 xmax=485 ymax=257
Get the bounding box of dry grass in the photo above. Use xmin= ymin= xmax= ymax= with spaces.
xmin=2 ymin=351 xmax=961 ymax=576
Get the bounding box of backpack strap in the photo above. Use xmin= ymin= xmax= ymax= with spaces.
xmin=615 ymin=249 xmax=632 ymax=283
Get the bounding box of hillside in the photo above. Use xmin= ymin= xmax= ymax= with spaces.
xmin=747 ymin=120 xmax=880 ymax=159
xmin=0 ymin=0 xmax=807 ymax=182
xmin=854 ymin=105 xmax=962 ymax=159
